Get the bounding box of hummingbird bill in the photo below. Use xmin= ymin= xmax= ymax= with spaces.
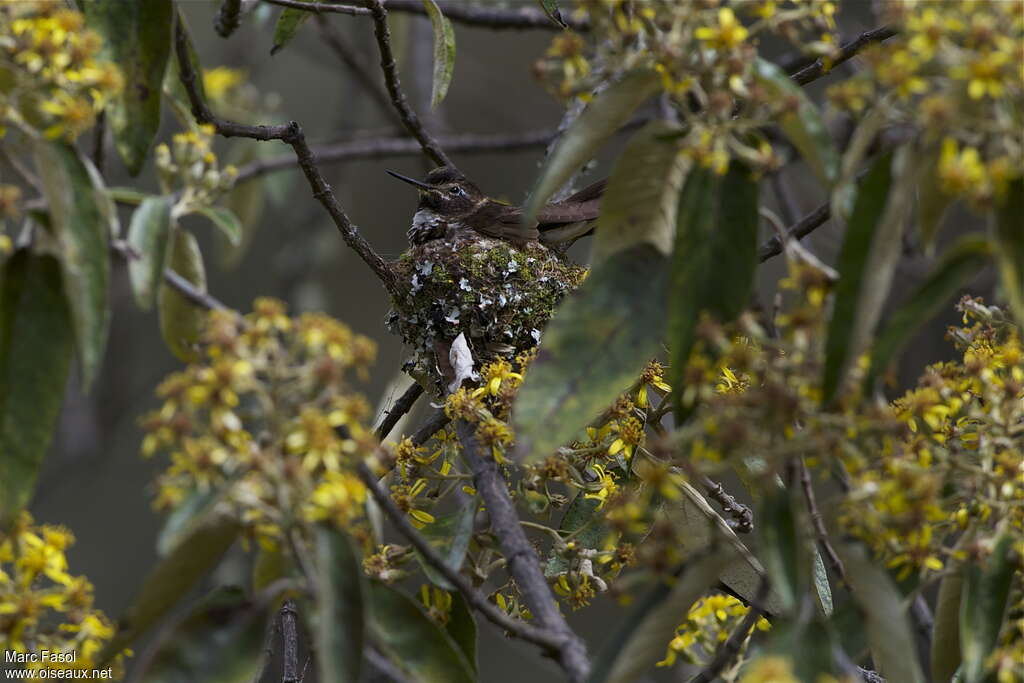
xmin=386 ymin=166 xmax=605 ymax=247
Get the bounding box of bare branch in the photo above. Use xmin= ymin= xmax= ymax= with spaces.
xmin=111 ymin=240 xmax=230 ymax=312
xmin=262 ymin=0 xmax=370 ymax=17
xmin=796 ymin=458 xmax=847 ymax=586
xmin=454 ymin=420 xmax=591 ymax=682
xmin=410 ymin=408 xmax=450 ymax=446
xmin=374 ymin=382 xmax=424 ymax=441
xmin=280 ymin=599 xmax=300 ymax=683
xmin=790 ymin=26 xmax=898 ymax=86
xmin=690 ymin=578 xmax=770 ymax=683
xmin=214 ymin=0 xmax=243 ymax=37
xmin=172 ymin=20 xmax=400 ymax=298
xmin=757 ymin=199 xmax=831 ymax=263
xmin=700 ymin=475 xmax=753 ymax=534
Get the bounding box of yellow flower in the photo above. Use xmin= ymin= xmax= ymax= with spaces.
xmin=202 ymin=66 xmax=245 ymax=100
xmin=740 ymin=655 xmax=799 ymax=683
xmin=938 ymin=137 xmax=987 ymax=199
xmin=38 ymin=90 xmax=95 ymax=140
xmin=695 ymin=8 xmax=749 ymax=50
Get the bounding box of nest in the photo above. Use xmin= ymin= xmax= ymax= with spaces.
xmin=386 ymin=234 xmax=585 ymax=394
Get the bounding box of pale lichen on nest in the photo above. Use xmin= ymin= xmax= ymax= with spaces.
xmin=386 ymin=235 xmax=586 ymax=393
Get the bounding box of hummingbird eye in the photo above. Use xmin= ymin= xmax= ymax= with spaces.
xmin=448 ymin=185 xmax=466 ymax=198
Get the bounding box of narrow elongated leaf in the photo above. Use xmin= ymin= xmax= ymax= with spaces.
xmin=868 ymin=235 xmax=990 ymax=388
xmin=992 ymin=178 xmax=1024 ymax=323
xmin=758 ymin=488 xmax=803 ymax=613
xmin=98 ymin=510 xmax=240 ymax=665
xmin=128 ymin=197 xmax=174 ymax=310
xmin=524 ymin=70 xmax=659 ymax=224
xmin=159 ymin=229 xmax=206 ymax=361
xmin=668 ymin=164 xmax=760 ymax=417
xmin=538 ymin=0 xmax=567 ymax=26
xmin=107 ymin=186 xmax=148 ymax=205
xmin=588 ymin=551 xmax=737 ymax=683
xmin=446 ymin=592 xmax=477 ymax=676
xmin=839 ymin=545 xmax=925 ymax=683
xmin=823 ymin=148 xmax=913 ymax=403
xmin=754 ymin=58 xmax=839 ymax=187
xmin=961 ymin=533 xmax=1015 ymax=683
xmin=368 ymin=581 xmax=475 ymax=683
xmin=196 ymin=206 xmax=242 ymax=247
xmin=0 ymin=252 xmax=73 ymax=527
xmin=513 ymin=244 xmax=668 ymax=463
xmin=315 ymin=526 xmax=365 ymax=683
xmin=271 ymin=4 xmax=312 ymax=55
xmin=422 ymin=0 xmax=456 ymax=108
xmin=832 ymin=104 xmax=886 ymax=221
xmin=139 ymin=587 xmax=267 ymax=683
xmin=84 ymin=0 xmax=172 ymax=174
xmin=416 ymin=499 xmax=476 ymax=591
xmin=932 ymin=547 xmax=968 ymax=683
xmin=916 ymin=145 xmax=953 ymax=248
xmin=591 ymin=120 xmax=687 ymax=266
xmin=812 ymin=551 xmax=833 ymax=616
xmin=33 ymin=141 xmax=110 ymax=388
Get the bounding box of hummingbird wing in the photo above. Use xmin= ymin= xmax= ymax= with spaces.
xmin=535 ymin=178 xmax=605 ymax=237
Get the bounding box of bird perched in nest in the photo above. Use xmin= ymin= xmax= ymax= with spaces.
xmin=387 ymin=166 xmax=605 ymax=247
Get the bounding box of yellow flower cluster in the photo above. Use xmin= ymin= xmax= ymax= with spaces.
xmin=0 ymin=2 xmax=122 ymax=141
xmin=657 ymin=593 xmax=769 ymax=670
xmin=155 ymin=124 xmax=238 ymax=211
xmin=140 ymin=299 xmax=378 ymax=545
xmin=0 ymin=512 xmax=122 ymax=676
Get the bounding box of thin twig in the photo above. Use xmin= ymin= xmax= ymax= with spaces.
xmin=261 ymin=0 xmax=586 ymax=31
xmin=363 ymin=0 xmax=453 ymax=168
xmin=355 ymin=462 xmax=567 ymax=652
xmin=365 ymin=647 xmax=414 ymax=683
xmin=699 ymin=475 xmax=753 ymax=534
xmin=172 ymin=20 xmax=399 ymax=298
xmin=454 ymin=420 xmax=591 ymax=682
xmin=91 ymin=111 xmax=106 ymax=175
xmin=314 ymin=14 xmax=399 ymax=123
xmin=280 ymin=599 xmax=300 ymax=683
xmin=375 ymin=382 xmax=424 ymax=441
xmin=111 ymin=240 xmax=230 ymax=311
xmin=796 ymin=458 xmax=847 ymax=587
xmin=234 ymin=128 xmax=556 ymax=183
xmin=410 ymin=409 xmax=450 ymax=446
xmin=757 ymin=199 xmax=831 ymax=263
xmin=790 ymin=26 xmax=899 ymax=86
xmin=214 ymin=0 xmax=243 ymax=37
xmin=690 ymin=577 xmax=770 ymax=683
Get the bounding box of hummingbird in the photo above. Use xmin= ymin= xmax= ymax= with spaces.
xmin=386 ymin=166 xmax=605 ymax=247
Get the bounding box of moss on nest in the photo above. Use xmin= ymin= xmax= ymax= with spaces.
xmin=386 ymin=235 xmax=586 ymax=393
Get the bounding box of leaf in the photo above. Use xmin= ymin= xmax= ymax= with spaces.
xmin=128 ymin=197 xmax=174 ymax=310
xmin=159 ymin=229 xmax=207 ymax=362
xmin=98 ymin=509 xmax=240 ymax=666
xmin=587 ymin=551 xmax=737 ymax=683
xmin=591 ymin=120 xmax=687 ymax=267
xmin=754 ymin=58 xmax=839 ymax=187
xmin=195 ymin=206 xmax=242 ymax=247
xmin=271 ymin=3 xmax=312 ymax=55
xmin=931 ymin=539 xmax=970 ymax=683
xmin=513 ymin=244 xmax=667 ymax=463
xmin=422 ymin=0 xmax=456 ymax=108
xmin=445 ymin=592 xmax=477 ymax=676
xmin=537 ymin=0 xmax=567 ymax=27
xmin=758 ymin=488 xmax=803 ymax=613
xmin=991 ymin=177 xmax=1024 ymax=323
xmin=33 ymin=140 xmax=110 ymax=388
xmin=823 ymin=148 xmax=914 ymax=404
xmin=867 ymin=235 xmax=990 ymax=388
xmin=415 ymin=499 xmax=476 ymax=591
xmin=832 ymin=104 xmax=887 ymax=222
xmin=961 ymin=533 xmax=1015 ymax=683
xmin=0 ymin=252 xmax=74 ymax=528
xmin=812 ymin=550 xmax=833 ymax=617
xmin=668 ymin=164 xmax=760 ymax=417
xmin=156 ymin=485 xmax=228 ymax=557
xmin=84 ymin=0 xmax=172 ymax=174
xmin=314 ymin=525 xmax=365 ymax=683
xmin=916 ymin=144 xmax=953 ymax=248
xmin=523 ymin=70 xmax=659 ymax=225
xmin=107 ymin=186 xmax=149 ymax=205
xmin=839 ymin=544 xmax=926 ymax=683
xmin=139 ymin=587 xmax=267 ymax=683
xmin=545 ymin=494 xmax=606 ymax=577
xmin=367 ymin=581 xmax=475 ymax=683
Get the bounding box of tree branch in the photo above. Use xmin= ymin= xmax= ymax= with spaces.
xmin=690 ymin=578 xmax=770 ymax=683
xmin=700 ymin=475 xmax=753 ymax=534
xmin=280 ymin=599 xmax=300 ymax=683
xmin=111 ymin=240 xmax=230 ymax=312
xmin=172 ymin=20 xmax=399 ymax=298
xmin=796 ymin=458 xmax=847 ymax=586
xmin=454 ymin=420 xmax=591 ymax=682
xmin=375 ymin=382 xmax=424 ymax=441
xmin=757 ymin=199 xmax=831 ymax=263
xmin=410 ymin=408 xmax=450 ymax=446
xmin=262 ymin=0 xmax=370 ymax=17
xmin=790 ymin=26 xmax=898 ymax=86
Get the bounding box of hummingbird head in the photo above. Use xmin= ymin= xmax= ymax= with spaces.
xmin=387 ymin=166 xmax=486 ymax=218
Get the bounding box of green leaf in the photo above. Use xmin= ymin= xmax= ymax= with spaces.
xmin=84 ymin=0 xmax=172 ymax=174
xmin=195 ymin=206 xmax=242 ymax=247
xmin=668 ymin=164 xmax=760 ymax=417
xmin=839 ymin=544 xmax=926 ymax=683
xmin=758 ymin=488 xmax=803 ymax=613
xmin=537 ymin=0 xmax=567 ymax=27
xmin=868 ymin=235 xmax=990 ymax=388
xmin=823 ymin=148 xmax=914 ymax=403
xmin=832 ymin=104 xmax=886 ymax=222
xmin=128 ymin=197 xmax=174 ymax=310
xmin=368 ymin=581 xmax=475 ymax=683
xmin=513 ymin=244 xmax=668 ymax=463
xmin=932 ymin=543 xmax=969 ymax=683
xmin=754 ymin=58 xmax=839 ymax=187
xmin=107 ymin=186 xmax=149 ymax=205
xmin=156 ymin=484 xmax=230 ymax=557
xmin=445 ymin=592 xmax=477 ymax=676
xmin=314 ymin=525 xmax=366 ymax=683
xmin=33 ymin=141 xmax=110 ymax=388
xmin=545 ymin=494 xmax=606 ymax=577
xmin=98 ymin=509 xmax=240 ymax=666
xmin=812 ymin=550 xmax=833 ymax=616
xmin=916 ymin=145 xmax=953 ymax=248
xmin=591 ymin=120 xmax=687 ymax=266
xmin=587 ymin=551 xmax=737 ymax=683
xmin=159 ymin=229 xmax=207 ymax=361
xmin=523 ymin=70 xmax=659 ymax=225
xmin=422 ymin=0 xmax=456 ymax=108
xmin=991 ymin=177 xmax=1024 ymax=323
xmin=0 ymin=252 xmax=74 ymax=528
xmin=961 ymin=533 xmax=1015 ymax=683
xmin=415 ymin=499 xmax=476 ymax=591
xmin=271 ymin=3 xmax=312 ymax=55
xmin=139 ymin=587 xmax=267 ymax=683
